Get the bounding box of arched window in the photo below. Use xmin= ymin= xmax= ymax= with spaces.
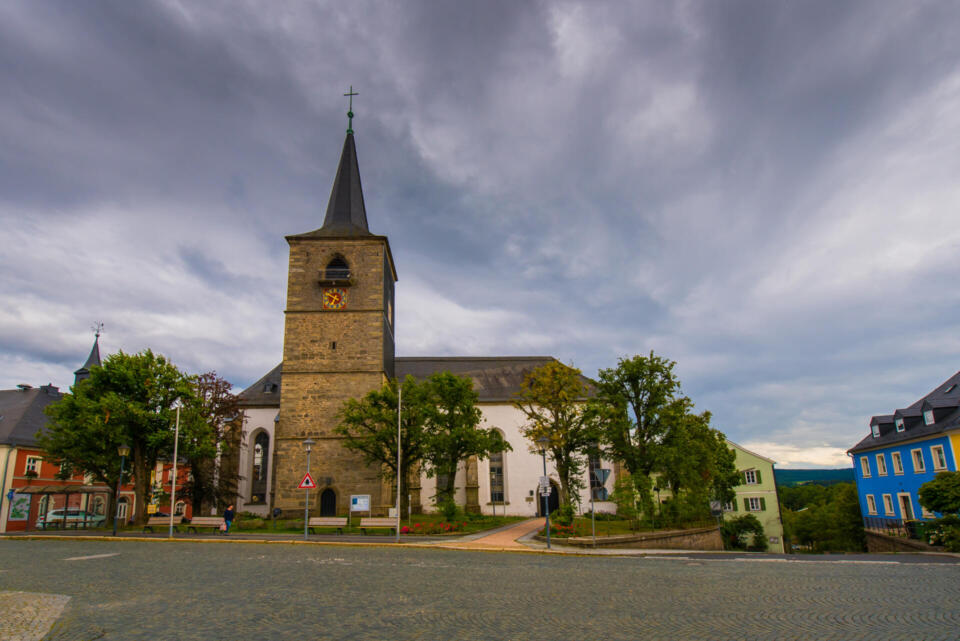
xmin=325 ymin=257 xmax=350 ymax=280
xmin=251 ymin=431 xmax=270 ymax=504
xmin=117 ymin=497 xmax=129 ymax=520
xmin=174 ymin=501 xmax=185 ymax=516
xmin=489 ymin=441 xmax=505 ymax=505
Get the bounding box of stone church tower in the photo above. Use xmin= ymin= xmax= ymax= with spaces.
xmin=272 ymin=126 xmax=398 ymax=516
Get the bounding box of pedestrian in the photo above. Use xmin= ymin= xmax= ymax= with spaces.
xmin=223 ymin=504 xmax=235 ymax=535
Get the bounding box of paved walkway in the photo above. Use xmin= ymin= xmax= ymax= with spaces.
xmin=433 ymin=517 xmax=545 ymax=551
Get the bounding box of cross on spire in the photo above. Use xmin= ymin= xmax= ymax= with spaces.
xmin=344 ymin=85 xmax=358 ymax=134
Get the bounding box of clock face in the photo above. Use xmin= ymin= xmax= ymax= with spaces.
xmin=322 ymin=287 xmax=347 ymax=310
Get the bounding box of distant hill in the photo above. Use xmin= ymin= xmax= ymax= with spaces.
xmin=774 ymin=468 xmax=854 ymax=487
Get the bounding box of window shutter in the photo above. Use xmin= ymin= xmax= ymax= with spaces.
xmin=744 ymin=498 xmax=750 ymax=511
xmin=755 ymin=470 xmax=762 ymax=484
xmin=760 ymin=497 xmax=766 ymax=511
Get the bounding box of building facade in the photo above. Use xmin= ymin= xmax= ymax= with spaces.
xmin=848 ymin=371 xmax=960 ymax=524
xmin=721 ymin=441 xmax=785 ymax=553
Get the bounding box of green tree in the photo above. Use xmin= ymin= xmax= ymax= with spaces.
xmin=335 ymin=376 xmax=429 ymax=516
xmin=781 ymin=482 xmax=866 ymax=552
xmin=721 ymin=513 xmax=767 ymax=550
xmin=421 ymin=372 xmax=510 ymax=507
xmin=919 ymin=471 xmax=960 ymax=515
xmin=41 ymin=350 xmax=191 ymax=525
xmin=514 ymin=360 xmax=598 ymax=513
xmin=178 ymin=371 xmax=240 ymax=514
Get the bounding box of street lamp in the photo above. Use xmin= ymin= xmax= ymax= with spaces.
xmin=302 ymin=437 xmax=315 ymax=541
xmin=537 ymin=436 xmax=551 ymax=550
xmin=113 ymin=444 xmax=130 ymax=537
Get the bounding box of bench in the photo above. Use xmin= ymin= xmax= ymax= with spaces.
xmin=359 ymin=517 xmax=397 ymax=535
xmin=143 ymin=516 xmax=184 ymax=533
xmin=185 ymin=516 xmax=225 ymax=533
xmin=308 ymin=517 xmax=348 ymax=535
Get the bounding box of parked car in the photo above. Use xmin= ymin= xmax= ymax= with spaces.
xmin=36 ymin=509 xmax=106 ymax=529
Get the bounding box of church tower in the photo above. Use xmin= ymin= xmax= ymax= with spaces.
xmin=273 ymin=114 xmax=398 ymax=516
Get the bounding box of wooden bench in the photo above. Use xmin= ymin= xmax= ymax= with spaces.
xmin=359 ymin=517 xmax=397 ymax=535
xmin=308 ymin=517 xmax=348 ymax=535
xmin=185 ymin=516 xmax=225 ymax=533
xmin=143 ymin=516 xmax=184 ymax=533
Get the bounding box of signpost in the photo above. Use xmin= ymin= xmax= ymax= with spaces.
xmin=298 ymin=473 xmax=317 ymax=490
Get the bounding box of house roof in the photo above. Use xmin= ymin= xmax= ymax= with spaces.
xmin=238 ymin=356 xmax=593 ymax=406
xmin=849 ymin=370 xmax=960 ymax=454
xmin=0 ymin=385 xmax=62 ymax=447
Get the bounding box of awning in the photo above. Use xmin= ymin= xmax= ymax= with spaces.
xmin=17 ymin=485 xmax=111 ymax=494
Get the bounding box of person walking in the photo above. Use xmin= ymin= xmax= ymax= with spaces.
xmin=223 ymin=504 xmax=235 ymax=535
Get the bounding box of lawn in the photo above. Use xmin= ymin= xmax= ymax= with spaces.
xmin=229 ymin=512 xmax=526 ymax=536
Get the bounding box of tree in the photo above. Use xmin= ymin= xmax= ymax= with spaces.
xmin=781 ymin=482 xmax=866 ymax=552
xmin=514 ymin=360 xmax=598 ymax=514
xmin=42 ymin=350 xmax=192 ymax=525
xmin=721 ymin=513 xmax=767 ymax=550
xmin=335 ymin=376 xmax=429 ymax=516
xmin=421 ymin=372 xmax=510 ymax=507
xmin=919 ymin=471 xmax=960 ymax=515
xmin=178 ymin=372 xmax=240 ymax=514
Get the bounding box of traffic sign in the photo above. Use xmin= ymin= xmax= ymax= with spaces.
xmin=540 ymin=485 xmax=553 ymax=496
xmin=297 ymin=473 xmax=317 ymax=490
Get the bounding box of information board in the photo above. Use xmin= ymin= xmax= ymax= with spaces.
xmin=350 ymin=495 xmax=371 ymax=512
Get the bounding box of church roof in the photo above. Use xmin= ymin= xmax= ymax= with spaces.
xmin=0 ymin=384 xmax=62 ymax=446
xmin=289 ymin=133 xmax=371 ymax=238
xmin=237 ymin=356 xmax=593 ymax=406
xmin=236 ymin=363 xmax=282 ymax=407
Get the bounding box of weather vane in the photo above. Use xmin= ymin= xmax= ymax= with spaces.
xmin=344 ymin=85 xmax=358 ymax=134
xmin=91 ymin=321 xmax=104 ymax=338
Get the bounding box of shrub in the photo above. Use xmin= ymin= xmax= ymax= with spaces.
xmin=554 ymin=504 xmax=575 ymax=526
xmin=722 ymin=514 xmax=766 ymax=551
xmin=439 ymin=499 xmax=459 ymax=521
xmin=926 ymin=515 xmax=960 ymax=551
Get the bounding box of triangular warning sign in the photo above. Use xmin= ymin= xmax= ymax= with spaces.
xmin=297 ymin=473 xmax=317 ymax=490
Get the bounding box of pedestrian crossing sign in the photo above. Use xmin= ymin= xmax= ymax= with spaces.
xmin=297 ymin=473 xmax=317 ymax=490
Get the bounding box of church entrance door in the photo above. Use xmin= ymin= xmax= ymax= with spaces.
xmin=536 ymin=482 xmax=561 ymax=517
xmin=320 ymin=489 xmax=337 ymax=517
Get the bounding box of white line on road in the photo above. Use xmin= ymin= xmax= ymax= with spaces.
xmin=63 ymin=552 xmax=120 ymax=561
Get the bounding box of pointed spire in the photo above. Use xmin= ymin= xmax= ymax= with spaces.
xmin=317 ymin=132 xmax=371 ymax=236
xmin=74 ymin=323 xmax=103 ymax=385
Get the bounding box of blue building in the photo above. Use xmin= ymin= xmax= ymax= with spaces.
xmin=848 ymin=371 xmax=960 ymax=524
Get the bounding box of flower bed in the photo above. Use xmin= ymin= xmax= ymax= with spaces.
xmin=402 ymin=521 xmax=467 ymax=535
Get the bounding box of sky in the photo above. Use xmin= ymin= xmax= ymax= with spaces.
xmin=2 ymin=1 xmax=959 ymax=468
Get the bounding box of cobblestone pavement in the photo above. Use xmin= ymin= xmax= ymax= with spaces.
xmin=0 ymin=539 xmax=958 ymax=641
xmin=0 ymin=590 xmax=70 ymax=641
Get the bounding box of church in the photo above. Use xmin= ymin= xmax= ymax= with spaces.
xmin=233 ymin=114 xmax=616 ymax=519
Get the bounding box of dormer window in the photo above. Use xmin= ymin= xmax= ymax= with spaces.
xmin=325 ymin=257 xmax=350 ymax=280
xmin=945 ymin=383 xmax=957 ymax=394
xmin=895 ymin=418 xmax=905 ymax=432
xmin=923 ymin=409 xmax=934 ymax=426
xmin=871 ymin=424 xmax=880 ymax=438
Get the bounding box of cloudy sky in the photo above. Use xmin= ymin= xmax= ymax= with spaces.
xmin=2 ymin=1 xmax=959 ymax=468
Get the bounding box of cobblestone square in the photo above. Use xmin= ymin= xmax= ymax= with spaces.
xmin=0 ymin=540 xmax=957 ymax=640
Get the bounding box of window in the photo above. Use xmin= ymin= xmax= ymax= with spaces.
xmin=25 ymin=456 xmax=41 ymax=475
xmin=744 ymin=497 xmax=765 ymax=512
xmin=883 ymin=494 xmax=894 ymax=515
xmin=931 ymin=445 xmax=947 ymax=471
xmin=723 ymin=501 xmax=735 ymax=512
xmin=92 ymin=496 xmax=105 ymax=515
xmin=871 ymin=424 xmax=880 ymax=438
xmin=875 ymin=454 xmax=887 ymax=476
xmin=923 ymin=410 xmax=934 ymax=426
xmin=921 ymin=505 xmax=935 ymax=519
xmin=892 ymin=451 xmax=904 ymax=474
xmin=865 ymin=495 xmax=877 ymax=515
xmin=489 ymin=451 xmax=505 ymax=504
xmin=895 ymin=418 xmax=905 ymax=432
xmin=859 ymin=457 xmax=870 ymax=477
xmin=911 ymin=448 xmax=925 ymax=473
xmin=117 ymin=497 xmax=129 ymax=520
xmin=174 ymin=501 xmax=185 ymax=516
xmin=743 ymin=469 xmax=760 ymax=484
xmin=324 ymin=257 xmax=350 ymax=280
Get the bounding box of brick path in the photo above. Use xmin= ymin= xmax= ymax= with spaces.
xmin=434 ymin=517 xmax=544 ymax=550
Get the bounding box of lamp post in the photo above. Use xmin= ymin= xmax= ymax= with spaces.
xmin=113 ymin=444 xmax=130 ymax=537
xmin=303 ymin=437 xmax=315 ymax=541
xmin=654 ymin=485 xmax=661 ymax=529
xmin=537 ymin=436 xmax=551 ymax=550
xmin=168 ymin=403 xmax=181 ymax=539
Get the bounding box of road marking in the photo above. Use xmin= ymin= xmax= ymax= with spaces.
xmin=63 ymin=553 xmax=120 ymax=561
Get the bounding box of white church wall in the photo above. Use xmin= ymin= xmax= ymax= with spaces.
xmin=237 ymin=407 xmax=277 ymax=516
xmin=415 ymin=403 xmax=617 ymax=517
